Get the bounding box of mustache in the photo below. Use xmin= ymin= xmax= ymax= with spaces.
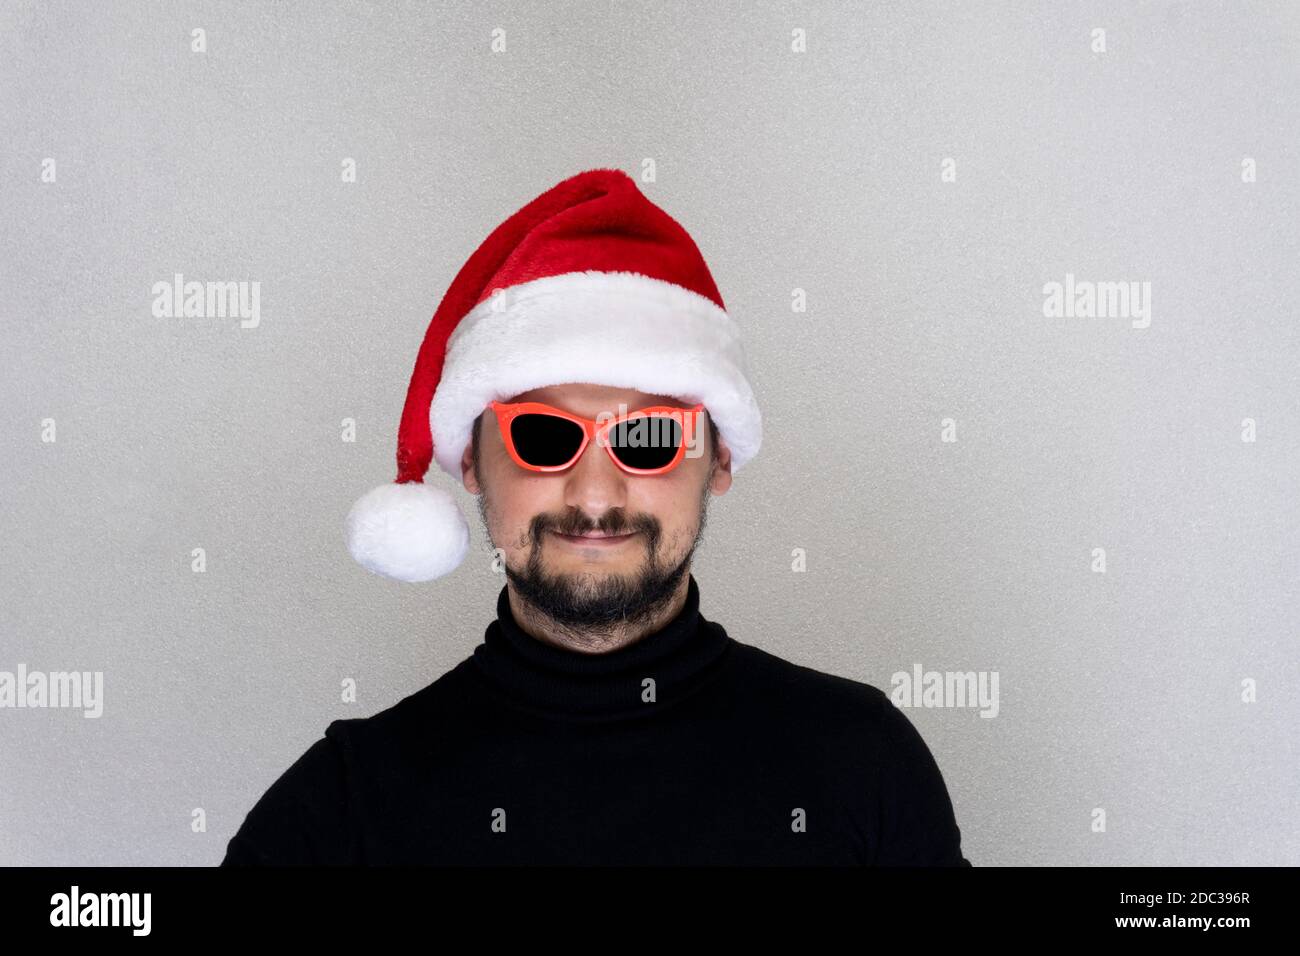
xmin=537 ymin=512 xmax=656 ymax=538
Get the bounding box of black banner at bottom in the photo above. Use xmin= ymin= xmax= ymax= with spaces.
xmin=1 ymin=865 xmax=1286 ymax=941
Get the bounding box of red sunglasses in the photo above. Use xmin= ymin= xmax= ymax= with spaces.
xmin=489 ymin=400 xmax=704 ymax=475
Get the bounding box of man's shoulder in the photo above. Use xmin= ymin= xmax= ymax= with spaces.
xmin=221 ymin=658 xmax=478 ymax=865
xmin=723 ymin=638 xmax=970 ymax=866
xmin=721 ymin=636 xmax=898 ymax=729
xmin=323 ymin=656 xmax=478 ymax=750
xmin=724 ymin=636 xmax=893 ymax=703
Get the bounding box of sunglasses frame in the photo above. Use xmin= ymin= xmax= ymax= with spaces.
xmin=488 ymin=400 xmax=704 ymax=475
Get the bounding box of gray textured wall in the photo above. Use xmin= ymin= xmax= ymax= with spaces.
xmin=1 ymin=0 xmax=1296 ymax=866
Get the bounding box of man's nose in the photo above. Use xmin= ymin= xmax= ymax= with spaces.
xmin=562 ymin=438 xmax=628 ymax=515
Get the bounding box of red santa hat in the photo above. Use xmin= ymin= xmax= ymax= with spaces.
xmin=345 ymin=167 xmax=763 ymax=583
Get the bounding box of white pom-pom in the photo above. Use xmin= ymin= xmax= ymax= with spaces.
xmin=345 ymin=481 xmax=470 ymax=583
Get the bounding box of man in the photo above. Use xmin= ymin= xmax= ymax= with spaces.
xmin=222 ymin=168 xmax=970 ymax=865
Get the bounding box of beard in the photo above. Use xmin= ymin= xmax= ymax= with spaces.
xmin=477 ymin=470 xmax=712 ymax=634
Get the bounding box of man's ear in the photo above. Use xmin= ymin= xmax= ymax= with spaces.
xmin=709 ymin=432 xmax=733 ymax=495
xmin=461 ymin=437 xmax=480 ymax=494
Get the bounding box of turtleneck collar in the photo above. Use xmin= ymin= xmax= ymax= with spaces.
xmin=469 ymin=574 xmax=733 ymax=723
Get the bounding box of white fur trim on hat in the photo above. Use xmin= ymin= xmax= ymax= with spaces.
xmin=345 ymin=481 xmax=470 ymax=583
xmin=428 ymin=270 xmax=762 ymax=479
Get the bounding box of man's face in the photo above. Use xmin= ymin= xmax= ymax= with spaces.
xmin=461 ymin=383 xmax=733 ymax=631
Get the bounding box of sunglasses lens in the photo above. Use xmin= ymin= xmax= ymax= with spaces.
xmin=510 ymin=414 xmax=585 ymax=467
xmin=609 ymin=415 xmax=683 ymax=471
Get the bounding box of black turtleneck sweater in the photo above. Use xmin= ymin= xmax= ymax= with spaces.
xmin=222 ymin=576 xmax=970 ymax=865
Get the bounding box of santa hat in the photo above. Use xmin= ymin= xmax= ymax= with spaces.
xmin=345 ymin=167 xmax=763 ymax=583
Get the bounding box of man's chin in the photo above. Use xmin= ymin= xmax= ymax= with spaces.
xmin=540 ymin=568 xmax=638 ymax=601
xmin=505 ymin=562 xmax=681 ymax=631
